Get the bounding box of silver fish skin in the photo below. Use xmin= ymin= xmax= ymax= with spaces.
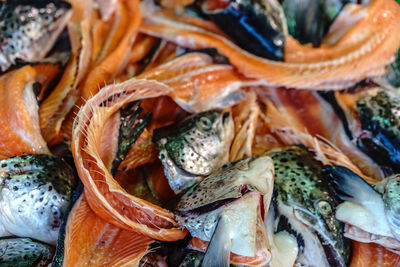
xmin=154 ymin=110 xmax=234 ymax=193
xmin=175 ymin=156 xmax=274 ymax=265
xmin=269 ymin=146 xmax=350 ymax=267
xmin=329 ymin=166 xmax=400 ymax=252
xmin=0 ymin=237 xmax=53 ymax=267
xmin=0 ymin=0 xmax=72 ymax=72
xmin=0 ymin=154 xmax=76 ymax=245
xmin=376 ymin=174 xmax=400 ymax=241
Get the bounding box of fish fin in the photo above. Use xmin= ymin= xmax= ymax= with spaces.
xmin=323 ymin=165 xmax=379 ymax=203
xmin=111 ymin=102 xmax=151 ymax=176
xmin=202 ymin=216 xmax=231 ymax=267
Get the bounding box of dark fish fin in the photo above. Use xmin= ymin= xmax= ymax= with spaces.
xmin=52 ymin=181 xmax=83 ymax=267
xmin=201 ymin=216 xmax=231 ymax=267
xmin=324 ymin=165 xmax=379 ymax=202
xmin=110 ymin=102 xmax=151 ymax=176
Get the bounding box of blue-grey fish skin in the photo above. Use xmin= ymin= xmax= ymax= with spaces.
xmin=0 ymin=154 xmax=76 ymax=244
xmin=0 ymin=0 xmax=72 ymax=72
xmin=268 ymin=145 xmax=350 ymax=267
xmin=0 ymin=237 xmax=53 ymax=267
xmin=356 ymin=89 xmax=400 ymax=174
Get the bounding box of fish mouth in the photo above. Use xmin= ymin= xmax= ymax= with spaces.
xmin=277 ymin=202 xmax=347 ymax=267
xmin=314 ymin=229 xmax=345 ymax=267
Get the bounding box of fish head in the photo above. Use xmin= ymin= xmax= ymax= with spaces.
xmin=269 ymin=146 xmax=349 ymax=267
xmin=154 ymin=110 xmax=234 ymax=193
xmin=356 ymin=89 xmax=400 ymax=173
xmin=0 ymin=237 xmax=53 ymax=266
xmin=0 ymin=1 xmax=72 ymax=71
xmin=0 ymin=154 xmax=76 ymax=244
xmin=174 ymin=156 xmax=274 ymax=265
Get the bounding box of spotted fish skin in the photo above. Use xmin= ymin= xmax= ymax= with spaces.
xmin=356 ymin=90 xmax=400 ymax=174
xmin=268 ymin=146 xmax=350 ymax=267
xmin=375 ymin=174 xmax=400 ymax=241
xmin=0 ymin=0 xmax=72 ymax=72
xmin=0 ymin=237 xmax=53 ymax=267
xmin=174 ymin=156 xmax=274 ymax=263
xmin=0 ymin=154 xmax=76 ymax=244
xmin=154 ymin=110 xmax=234 ymax=193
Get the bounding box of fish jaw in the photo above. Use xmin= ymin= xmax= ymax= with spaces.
xmin=175 ymin=155 xmax=274 ymax=212
xmin=197 ymin=191 xmax=266 ymax=267
xmin=270 ymin=147 xmax=350 ymax=267
xmin=159 ymin=146 xmax=202 ymax=193
xmin=277 ymin=201 xmax=332 ymax=267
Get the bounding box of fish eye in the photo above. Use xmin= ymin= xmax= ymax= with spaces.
xmin=198 ymin=117 xmax=212 ymax=130
xmin=316 ymin=200 xmax=332 ymax=215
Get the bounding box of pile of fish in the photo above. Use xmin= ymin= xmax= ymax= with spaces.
xmin=1 ymin=0 xmax=400 ymax=266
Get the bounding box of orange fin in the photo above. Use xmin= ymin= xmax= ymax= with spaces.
xmin=63 ymin=194 xmax=154 ymax=266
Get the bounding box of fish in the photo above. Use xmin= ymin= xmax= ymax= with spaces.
xmin=326 ymin=165 xmax=400 ymax=253
xmin=197 ymin=0 xmax=287 ymax=60
xmin=0 ymin=237 xmax=54 ymax=267
xmin=0 ymin=65 xmax=62 ymax=160
xmin=72 ymin=78 xmax=186 ymax=241
xmin=0 ymin=154 xmax=76 ymax=244
xmin=59 ymin=195 xmax=154 ymax=266
xmin=153 ymin=110 xmax=234 ymax=193
xmin=174 ymin=155 xmax=274 ymax=266
xmin=0 ymin=0 xmax=72 ymax=72
xmin=354 ymin=89 xmax=400 ymax=174
xmin=268 ymin=145 xmax=350 ymax=267
xmin=140 ymin=0 xmax=400 ymax=90
xmin=179 ymin=250 xmax=204 ymax=266
xmin=282 ymin=0 xmax=346 ymax=47
xmin=264 ymin=205 xmax=299 ymax=267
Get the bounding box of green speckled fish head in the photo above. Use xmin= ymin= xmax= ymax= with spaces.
xmin=268 ymin=145 xmax=349 ymax=266
xmin=0 ymin=0 xmax=72 ymax=72
xmin=356 ymin=89 xmax=400 ymax=172
xmin=0 ymin=237 xmax=53 ymax=267
xmin=0 ymin=154 xmax=76 ymax=244
xmin=154 ymin=110 xmax=234 ymax=193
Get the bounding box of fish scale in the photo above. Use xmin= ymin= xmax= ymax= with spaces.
xmin=269 ymin=146 xmax=350 ymax=267
xmin=0 ymin=0 xmax=72 ymax=72
xmin=0 ymin=154 xmax=76 ymax=244
xmin=0 ymin=237 xmax=53 ymax=267
xmin=154 ymin=110 xmax=234 ymax=193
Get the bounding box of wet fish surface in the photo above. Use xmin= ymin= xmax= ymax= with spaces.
xmin=174 ymin=155 xmax=274 ymax=266
xmin=268 ymin=145 xmax=350 ymax=267
xmin=0 ymin=0 xmax=72 ymax=72
xmin=0 ymin=237 xmax=54 ymax=267
xmin=0 ymin=154 xmax=76 ymax=244
xmin=154 ymin=110 xmax=234 ymax=193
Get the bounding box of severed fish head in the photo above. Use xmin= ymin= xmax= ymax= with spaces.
xmin=174 ymin=156 xmax=274 ymax=266
xmin=0 ymin=0 xmax=72 ymax=72
xmin=269 ymin=146 xmax=350 ymax=267
xmin=0 ymin=154 xmax=76 ymax=244
xmin=154 ymin=110 xmax=234 ymax=193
